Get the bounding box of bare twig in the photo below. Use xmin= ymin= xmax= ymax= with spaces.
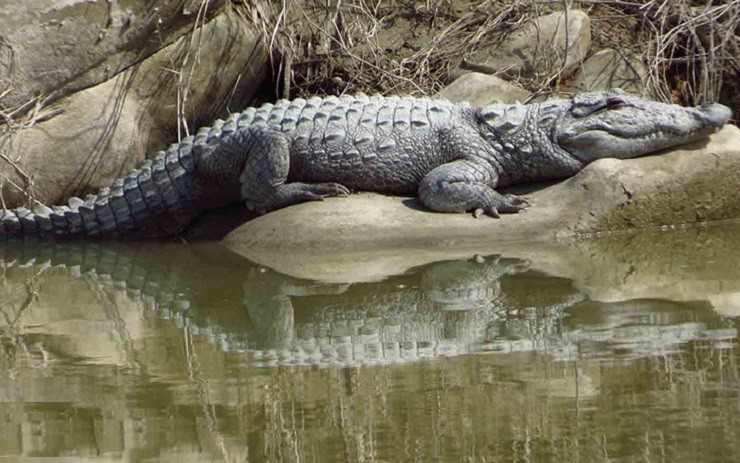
xmin=234 ymin=0 xmax=736 ymax=117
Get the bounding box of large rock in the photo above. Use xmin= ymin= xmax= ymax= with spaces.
xmin=0 ymin=7 xmax=267 ymax=207
xmin=567 ymin=49 xmax=647 ymax=95
xmin=437 ymin=72 xmax=531 ymax=106
xmin=570 ymin=126 xmax=740 ymax=232
xmin=224 ymin=125 xmax=740 ymax=252
xmin=465 ymin=10 xmax=591 ymax=79
xmin=0 ymin=0 xmax=226 ymax=110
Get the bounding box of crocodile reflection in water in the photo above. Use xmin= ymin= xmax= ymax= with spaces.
xmin=0 ymin=243 xmax=734 ymax=367
xmin=241 ymin=254 xmax=562 ymax=365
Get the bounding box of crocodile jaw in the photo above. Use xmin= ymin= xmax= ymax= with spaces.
xmin=556 ymin=89 xmax=732 ymax=163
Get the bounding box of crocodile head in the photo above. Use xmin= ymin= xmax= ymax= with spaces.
xmin=555 ymin=89 xmax=731 ymax=163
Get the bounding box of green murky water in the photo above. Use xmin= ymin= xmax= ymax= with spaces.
xmin=1 ymin=223 xmax=740 ymax=461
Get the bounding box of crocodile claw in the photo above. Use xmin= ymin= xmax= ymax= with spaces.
xmin=472 ymin=193 xmax=527 ymax=219
xmin=474 ymin=207 xmax=499 ymax=219
xmin=313 ymin=182 xmax=350 ymax=198
xmin=335 ymin=184 xmax=351 ymax=197
xmin=505 ymin=193 xmax=529 ymax=206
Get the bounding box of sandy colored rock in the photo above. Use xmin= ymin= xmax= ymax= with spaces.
xmin=466 ymin=10 xmax=591 ymax=79
xmin=0 ymin=0 xmax=226 ymax=109
xmin=437 ymin=72 xmax=531 ymax=106
xmin=224 ymin=125 xmax=740 ymax=255
xmin=567 ymin=49 xmax=647 ymax=95
xmin=577 ymin=125 xmax=740 ymax=232
xmin=0 ymin=8 xmax=267 ymax=207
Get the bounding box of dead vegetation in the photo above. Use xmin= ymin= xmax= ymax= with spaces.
xmin=237 ymin=0 xmax=738 ymax=117
xmin=637 ymin=0 xmax=739 ymax=110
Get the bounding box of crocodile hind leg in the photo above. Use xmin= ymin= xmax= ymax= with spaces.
xmin=418 ymin=160 xmax=526 ymax=218
xmin=239 ymin=127 xmax=350 ymax=214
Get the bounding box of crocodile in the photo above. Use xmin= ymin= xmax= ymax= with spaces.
xmin=0 ymin=89 xmax=731 ymax=239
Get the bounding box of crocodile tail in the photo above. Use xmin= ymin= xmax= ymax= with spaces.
xmin=0 ymin=138 xmax=202 ymax=240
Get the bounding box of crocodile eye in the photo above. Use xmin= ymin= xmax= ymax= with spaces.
xmin=606 ymin=97 xmax=626 ymax=110
xmin=571 ymin=104 xmax=595 ymax=118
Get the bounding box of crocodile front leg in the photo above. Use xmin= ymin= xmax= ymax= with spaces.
xmin=239 ymin=127 xmax=349 ymax=214
xmin=418 ymin=160 xmax=526 ymax=218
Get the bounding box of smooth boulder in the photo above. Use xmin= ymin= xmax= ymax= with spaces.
xmin=224 ymin=125 xmax=740 ymax=251
xmin=567 ymin=49 xmax=647 ymax=95
xmin=0 ymin=0 xmax=226 ymax=109
xmin=465 ymin=10 xmax=591 ymax=79
xmin=0 ymin=8 xmax=267 ymax=207
xmin=437 ymin=73 xmax=531 ymax=106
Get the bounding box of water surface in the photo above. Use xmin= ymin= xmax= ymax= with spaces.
xmin=1 ymin=223 xmax=740 ymax=461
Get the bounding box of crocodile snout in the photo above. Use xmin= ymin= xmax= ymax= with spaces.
xmin=696 ymin=103 xmax=732 ymax=127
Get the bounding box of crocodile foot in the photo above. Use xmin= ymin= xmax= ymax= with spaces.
xmin=472 ymin=193 xmax=528 ymax=218
xmin=247 ymin=182 xmax=351 ymax=214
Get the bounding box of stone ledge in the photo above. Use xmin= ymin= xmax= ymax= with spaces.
xmin=224 ymin=125 xmax=740 ymax=252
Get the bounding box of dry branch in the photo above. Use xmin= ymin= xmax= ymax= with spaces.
xmin=236 ymin=0 xmax=737 ymax=118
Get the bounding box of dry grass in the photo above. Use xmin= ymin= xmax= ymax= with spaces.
xmin=637 ymin=0 xmax=739 ymax=108
xmin=240 ymin=0 xmax=542 ymax=96
xmin=237 ymin=0 xmax=738 ymax=116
